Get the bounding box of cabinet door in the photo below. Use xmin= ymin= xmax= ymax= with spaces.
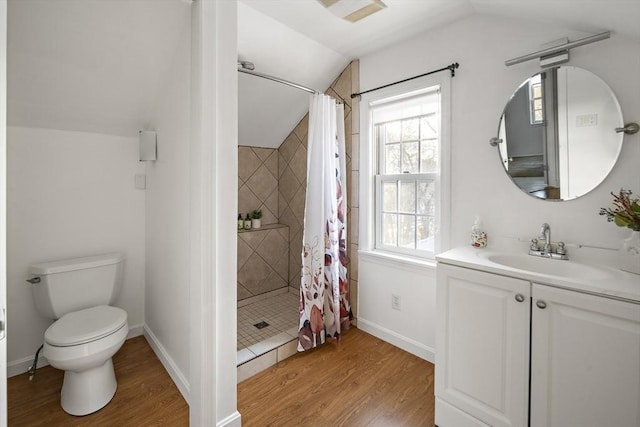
xmin=531 ymin=284 xmax=640 ymax=427
xmin=436 ymin=264 xmax=530 ymax=427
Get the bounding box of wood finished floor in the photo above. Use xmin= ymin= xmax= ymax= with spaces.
xmin=238 ymin=327 xmax=436 ymax=427
xmin=7 ymin=336 xmax=189 ymax=426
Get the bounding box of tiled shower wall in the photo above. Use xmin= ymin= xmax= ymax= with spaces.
xmin=277 ymin=60 xmax=360 ymax=320
xmin=237 ymin=224 xmax=289 ymax=300
xmin=238 ymin=146 xmax=286 ymax=301
xmin=238 ymin=146 xmax=279 ymax=226
xmin=237 ymin=60 xmax=360 ymax=315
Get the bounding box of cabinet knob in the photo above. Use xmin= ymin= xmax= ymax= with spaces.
xmin=536 ymin=300 xmax=547 ymax=309
xmin=515 ymin=294 xmax=525 ymax=303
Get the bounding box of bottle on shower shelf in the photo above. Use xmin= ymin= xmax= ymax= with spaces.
xmin=244 ymin=214 xmax=252 ymax=230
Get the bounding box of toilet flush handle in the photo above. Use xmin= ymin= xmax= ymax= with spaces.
xmin=26 ymin=277 xmax=41 ymax=285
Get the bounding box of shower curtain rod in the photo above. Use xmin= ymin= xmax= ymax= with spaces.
xmin=350 ymin=62 xmax=459 ymax=99
xmin=238 ymin=68 xmax=321 ymax=95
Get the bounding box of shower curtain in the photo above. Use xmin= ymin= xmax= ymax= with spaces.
xmin=298 ymin=93 xmax=351 ymax=352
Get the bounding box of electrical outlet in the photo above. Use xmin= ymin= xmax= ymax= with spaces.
xmin=392 ymin=294 xmax=401 ymax=311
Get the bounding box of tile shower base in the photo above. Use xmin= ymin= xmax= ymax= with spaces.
xmin=237 ymin=288 xmax=299 ymax=382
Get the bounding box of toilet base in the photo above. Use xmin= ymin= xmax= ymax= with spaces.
xmin=61 ymin=358 xmax=117 ymax=416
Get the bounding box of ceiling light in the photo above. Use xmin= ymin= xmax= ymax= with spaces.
xmin=318 ymin=0 xmax=387 ymax=23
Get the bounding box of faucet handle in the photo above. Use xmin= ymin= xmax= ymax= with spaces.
xmin=556 ymin=241 xmax=566 ymax=255
xmin=530 ymin=238 xmax=539 ymax=251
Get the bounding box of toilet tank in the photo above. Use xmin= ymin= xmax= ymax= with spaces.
xmin=28 ymin=253 xmax=124 ymax=319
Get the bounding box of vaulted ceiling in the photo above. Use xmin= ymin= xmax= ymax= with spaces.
xmin=7 ymin=0 xmax=190 ymax=137
xmin=7 ymin=0 xmax=640 ymax=148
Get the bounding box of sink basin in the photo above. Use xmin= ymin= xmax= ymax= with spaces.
xmin=484 ymin=254 xmax=613 ymax=280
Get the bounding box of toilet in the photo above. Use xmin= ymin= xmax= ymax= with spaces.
xmin=28 ymin=253 xmax=128 ymax=416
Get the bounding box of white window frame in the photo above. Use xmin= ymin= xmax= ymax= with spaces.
xmin=359 ymin=74 xmax=451 ymax=262
xmin=529 ymin=73 xmax=544 ymax=125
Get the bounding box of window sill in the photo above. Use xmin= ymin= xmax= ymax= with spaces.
xmin=358 ymin=249 xmax=437 ymax=274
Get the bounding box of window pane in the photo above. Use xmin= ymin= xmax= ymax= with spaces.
xmin=399 ymin=214 xmax=415 ymax=249
xmin=385 ymin=143 xmax=401 ymax=174
xmin=382 ymin=181 xmax=397 ymax=212
xmin=385 ymin=122 xmax=401 ymax=143
xmin=402 ymin=141 xmax=419 ymax=173
xmin=420 ymin=116 xmax=438 ymax=139
xmin=417 ymin=215 xmax=435 ymax=252
xmin=402 ymin=118 xmax=419 ymax=141
xmin=534 ymin=110 xmax=543 ymax=122
xmin=420 ymin=139 xmax=438 ymax=173
xmin=532 ymin=85 xmax=542 ymax=98
xmin=417 ymin=181 xmax=435 ymax=215
xmin=382 ymin=214 xmax=397 ymax=246
xmin=399 ymin=181 xmax=415 ymax=213
xmin=533 ymin=99 xmax=542 ymax=110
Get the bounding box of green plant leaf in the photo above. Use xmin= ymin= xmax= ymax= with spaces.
xmin=614 ymin=213 xmax=631 ymax=228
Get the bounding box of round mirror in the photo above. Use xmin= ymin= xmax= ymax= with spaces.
xmin=496 ymin=66 xmax=624 ymax=201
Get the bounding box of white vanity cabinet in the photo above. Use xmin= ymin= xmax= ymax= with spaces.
xmin=435 ymin=262 xmax=640 ymax=427
xmin=435 ymin=264 xmax=530 ymax=427
xmin=530 ymin=284 xmax=640 ymax=427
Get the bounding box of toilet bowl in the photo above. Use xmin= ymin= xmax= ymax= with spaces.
xmin=28 ymin=253 xmax=128 ymax=415
xmin=43 ymin=305 xmax=128 ymax=416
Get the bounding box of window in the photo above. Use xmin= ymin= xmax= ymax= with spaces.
xmin=529 ymin=74 xmax=544 ymax=124
xmin=367 ymin=85 xmax=447 ymax=259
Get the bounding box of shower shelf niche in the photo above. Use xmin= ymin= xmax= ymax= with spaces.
xmin=237 ymin=222 xmax=288 ymax=233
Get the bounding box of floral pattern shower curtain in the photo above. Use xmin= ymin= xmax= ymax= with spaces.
xmin=298 ymin=94 xmax=351 ymax=351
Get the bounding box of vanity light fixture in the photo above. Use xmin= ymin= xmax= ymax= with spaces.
xmin=539 ymin=51 xmax=569 ymax=68
xmin=505 ymin=31 xmax=610 ymax=67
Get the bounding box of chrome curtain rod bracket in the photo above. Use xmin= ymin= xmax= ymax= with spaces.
xmin=237 ymin=67 xmax=321 ymax=95
xmin=350 ymin=62 xmax=459 ymax=100
xmin=505 ymin=31 xmax=610 ymax=67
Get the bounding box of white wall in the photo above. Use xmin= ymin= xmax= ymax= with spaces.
xmin=144 ymin=13 xmax=191 ymax=398
xmin=6 ymin=126 xmax=146 ymax=374
xmin=358 ymin=14 xmax=640 ymax=360
xmin=358 ymin=254 xmax=437 ymax=361
xmin=560 ymin=67 xmax=623 ymax=198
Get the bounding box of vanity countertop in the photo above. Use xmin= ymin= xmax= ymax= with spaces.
xmin=437 ymin=245 xmax=640 ymax=303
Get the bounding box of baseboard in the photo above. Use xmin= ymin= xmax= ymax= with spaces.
xmin=217 ymin=410 xmax=242 ymax=427
xmin=7 ymin=352 xmax=48 ymax=378
xmin=357 ymin=318 xmax=435 ymax=363
xmin=7 ymin=323 xmax=147 ymax=378
xmin=127 ymin=323 xmax=144 ymax=339
xmin=143 ymin=325 xmax=190 ymax=404
xmin=435 ymin=397 xmax=491 ymax=427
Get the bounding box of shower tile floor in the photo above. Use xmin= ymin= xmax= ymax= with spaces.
xmin=237 ymin=290 xmax=299 ymax=365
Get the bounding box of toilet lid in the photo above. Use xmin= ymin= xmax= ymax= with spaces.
xmin=45 ymin=305 xmax=128 ymax=347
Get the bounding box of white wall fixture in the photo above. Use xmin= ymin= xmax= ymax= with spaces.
xmin=504 ymin=31 xmax=610 ymax=67
xmin=318 ymin=0 xmax=387 ymax=23
xmin=139 ymin=130 xmax=157 ymax=161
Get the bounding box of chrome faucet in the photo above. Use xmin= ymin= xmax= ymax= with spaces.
xmin=540 ymin=223 xmax=551 ymax=254
xmin=529 ymin=222 xmax=568 ymax=260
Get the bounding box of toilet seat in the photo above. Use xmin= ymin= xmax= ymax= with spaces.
xmin=45 ymin=305 xmax=127 ymax=347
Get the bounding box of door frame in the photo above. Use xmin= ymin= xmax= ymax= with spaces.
xmin=1 ymin=0 xmax=8 ymax=425
xmin=189 ymin=1 xmax=239 ymax=426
